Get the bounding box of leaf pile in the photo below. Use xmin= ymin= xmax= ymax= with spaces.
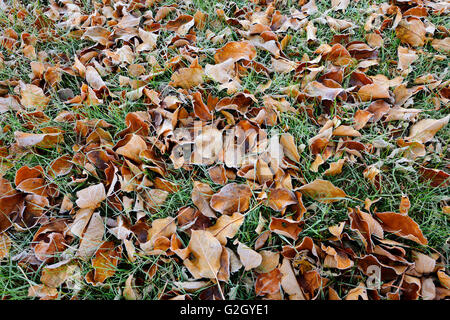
xmin=0 ymin=0 xmax=449 ymax=300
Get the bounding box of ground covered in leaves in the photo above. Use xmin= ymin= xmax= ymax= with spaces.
xmin=0 ymin=0 xmax=449 ymax=300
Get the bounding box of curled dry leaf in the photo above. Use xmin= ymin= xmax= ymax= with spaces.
xmin=19 ymin=83 xmax=50 ymax=110
xmin=417 ymin=167 xmax=449 ymax=188
xmin=398 ymin=46 xmax=418 ymax=72
xmin=82 ymin=26 xmax=111 ymax=46
xmin=0 ymin=232 xmax=11 ymax=260
xmin=358 ymin=83 xmax=390 ymax=101
xmin=255 ymin=268 xmax=282 ymax=296
xmin=431 ymin=37 xmax=450 ymax=53
xmin=324 ymin=159 xmax=346 ymax=176
xmin=40 ymin=260 xmax=78 ymax=289
xmin=48 ymin=155 xmax=73 ymax=178
xmin=205 ymin=58 xmax=236 ymax=84
xmin=2 ymin=0 xmax=450 ymax=301
xmin=280 ymin=133 xmax=300 ymax=162
xmin=256 ymin=251 xmax=280 ymax=274
xmin=279 ymin=257 xmax=305 ymax=300
xmin=208 ymin=165 xmax=228 ymax=185
xmin=116 ymin=134 xmax=147 ymax=163
xmin=267 ymin=188 xmax=297 ymax=212
xmin=322 ymin=244 xmax=354 ymax=270
xmin=15 ymin=130 xmax=63 ymax=148
xmin=123 ymin=274 xmax=141 ymax=300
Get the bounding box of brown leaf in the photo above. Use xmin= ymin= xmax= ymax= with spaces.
xmin=86 ymin=241 xmax=122 ymax=285
xmin=48 ymin=155 xmax=73 ymax=178
xmin=279 ymin=257 xmax=305 ymax=300
xmin=166 ymin=15 xmax=195 ymax=35
xmin=0 ymin=232 xmax=11 ymax=260
xmin=406 ymin=115 xmax=449 ymax=143
xmin=348 ymin=207 xmax=383 ymax=251
xmin=345 ymin=283 xmax=368 ymax=300
xmin=298 ymin=179 xmax=347 ymax=203
xmin=324 ymin=159 xmax=346 ymax=176
xmin=322 ymin=244 xmax=354 ymax=270
xmin=206 ymin=212 xmax=244 ymax=245
xmin=267 ymin=188 xmax=297 ymax=212
xmin=255 ymin=268 xmax=282 ymax=296
xmin=396 ymin=18 xmax=426 ymax=47
xmin=208 ymin=165 xmax=228 ymax=185
xmin=169 ymin=58 xmax=204 ymax=89
xmin=115 ymin=134 xmax=147 ymax=163
xmin=40 ymin=260 xmax=76 ymax=288
xmin=237 ymin=242 xmax=262 ymax=271
xmin=358 ymin=83 xmax=390 ymax=101
xmin=280 ymin=133 xmax=300 ymax=162
xmin=19 ymin=83 xmax=50 ymax=110
xmin=210 ymin=183 xmax=252 ymax=215
xmin=399 ymin=195 xmax=410 ymax=215
xmin=15 ymin=130 xmax=63 ymax=148
xmin=214 ymin=41 xmax=257 ymax=63
xmin=375 ymin=212 xmax=427 ymax=245
xmin=269 ymin=217 xmax=302 ymax=241
xmin=77 ymin=212 xmax=105 ymax=259
xmin=82 ymin=26 xmax=111 ymax=46
xmin=192 ymin=91 xmax=213 ymax=121
xmin=184 ymin=230 xmax=223 ymax=279
xmin=366 ymin=33 xmax=383 ymax=48
xmin=75 ymin=183 xmax=106 ymax=209
xmin=418 ymin=167 xmax=449 ymax=188
xmin=398 ymin=46 xmax=418 ymax=72
xmin=205 ymin=58 xmax=237 ymax=84
xmin=192 ymin=181 xmax=216 ymax=218
xmin=431 ymin=37 xmax=450 ymax=53
xmin=123 ymin=274 xmax=141 ymax=300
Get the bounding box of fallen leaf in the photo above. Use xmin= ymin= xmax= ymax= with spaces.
xmin=237 ymin=242 xmax=262 ymax=271
xmin=375 ymin=212 xmax=427 ymax=245
xmin=210 ymin=183 xmax=252 ymax=215
xmin=184 ymin=230 xmax=223 ymax=279
xmin=298 ymin=179 xmax=347 ymax=203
